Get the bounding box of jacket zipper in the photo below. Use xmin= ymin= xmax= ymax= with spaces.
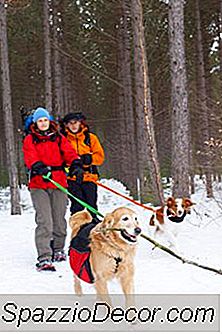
xmin=75 ymin=135 xmax=79 ymax=155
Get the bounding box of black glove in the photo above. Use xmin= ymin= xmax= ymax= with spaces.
xmin=31 ymin=161 xmax=52 ymax=180
xmin=68 ymin=159 xmax=84 ymax=184
xmin=68 ymin=159 xmax=82 ymax=177
xmin=81 ymin=153 xmax=92 ymax=165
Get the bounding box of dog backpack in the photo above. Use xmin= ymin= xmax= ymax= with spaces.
xmin=69 ymin=220 xmax=98 ymax=284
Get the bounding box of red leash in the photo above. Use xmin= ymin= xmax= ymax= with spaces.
xmin=94 ymin=181 xmax=157 ymax=213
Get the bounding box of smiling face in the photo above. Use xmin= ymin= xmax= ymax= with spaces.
xmin=104 ymin=207 xmax=141 ymax=244
xmin=66 ymin=120 xmax=82 ymax=134
xmin=36 ymin=117 xmax=50 ymax=131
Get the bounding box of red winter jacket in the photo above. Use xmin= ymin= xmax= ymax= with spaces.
xmin=23 ymin=122 xmax=79 ymax=189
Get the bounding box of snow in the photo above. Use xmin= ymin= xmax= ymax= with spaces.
xmin=0 ymin=177 xmax=222 ymax=296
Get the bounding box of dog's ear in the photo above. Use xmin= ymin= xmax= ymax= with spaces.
xmin=166 ymin=197 xmax=175 ymax=208
xmin=101 ymin=213 xmax=115 ymax=229
xmin=183 ymin=198 xmax=195 ymax=208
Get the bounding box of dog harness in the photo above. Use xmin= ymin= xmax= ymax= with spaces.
xmin=69 ymin=220 xmax=98 ymax=284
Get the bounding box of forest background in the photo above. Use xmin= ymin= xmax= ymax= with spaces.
xmin=0 ymin=0 xmax=222 ymax=214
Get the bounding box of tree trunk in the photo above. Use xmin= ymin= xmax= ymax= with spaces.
xmin=168 ymin=0 xmax=190 ymax=197
xmin=0 ymin=0 xmax=21 ymax=215
xmin=117 ymin=8 xmax=136 ymax=193
xmin=219 ymin=0 xmax=222 ymax=81
xmin=195 ymin=0 xmax=213 ymax=197
xmin=218 ymin=0 xmax=222 ymax=130
xmin=117 ymin=28 xmax=128 ymax=183
xmin=121 ymin=0 xmax=138 ymax=196
xmin=63 ymin=57 xmax=73 ymax=115
xmin=43 ymin=0 xmax=52 ymax=113
xmin=52 ymin=0 xmax=64 ymax=117
xmin=131 ymin=0 xmax=164 ymax=205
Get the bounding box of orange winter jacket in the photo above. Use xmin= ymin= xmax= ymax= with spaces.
xmin=65 ymin=126 xmax=105 ymax=182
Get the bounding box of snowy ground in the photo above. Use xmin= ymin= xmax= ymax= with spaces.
xmin=0 ymin=177 xmax=222 ymax=295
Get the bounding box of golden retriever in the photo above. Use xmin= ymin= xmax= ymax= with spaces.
xmin=69 ymin=207 xmax=141 ymax=307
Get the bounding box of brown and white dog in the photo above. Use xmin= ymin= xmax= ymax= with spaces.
xmin=69 ymin=207 xmax=141 ymax=307
xmin=149 ymin=197 xmax=194 ymax=249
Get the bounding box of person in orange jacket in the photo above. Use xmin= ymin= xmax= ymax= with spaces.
xmin=62 ymin=112 xmax=105 ymax=217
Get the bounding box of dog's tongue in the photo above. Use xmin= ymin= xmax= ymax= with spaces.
xmin=124 ymin=230 xmax=136 ymax=238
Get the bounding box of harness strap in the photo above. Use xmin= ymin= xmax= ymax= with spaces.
xmin=114 ymin=257 xmax=122 ymax=273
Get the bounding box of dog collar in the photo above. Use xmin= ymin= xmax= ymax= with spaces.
xmin=167 ymin=209 xmax=187 ymax=223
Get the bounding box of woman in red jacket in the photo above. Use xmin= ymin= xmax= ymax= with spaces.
xmin=23 ymin=107 xmax=80 ymax=271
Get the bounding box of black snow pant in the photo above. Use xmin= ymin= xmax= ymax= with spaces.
xmin=67 ymin=180 xmax=98 ymax=217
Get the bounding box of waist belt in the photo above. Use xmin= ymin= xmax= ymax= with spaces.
xmin=50 ymin=166 xmax=64 ymax=171
xmin=83 ymin=165 xmax=99 ymax=174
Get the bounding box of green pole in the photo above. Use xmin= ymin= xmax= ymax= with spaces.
xmin=43 ymin=173 xmax=104 ymax=218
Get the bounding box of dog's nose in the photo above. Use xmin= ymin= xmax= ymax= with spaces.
xmin=134 ymin=227 xmax=141 ymax=235
xmin=178 ymin=210 xmax=182 ymax=215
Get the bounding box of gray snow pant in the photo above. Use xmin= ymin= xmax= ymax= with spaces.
xmin=30 ymin=188 xmax=68 ymax=262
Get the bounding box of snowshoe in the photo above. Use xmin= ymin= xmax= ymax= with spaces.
xmin=36 ymin=259 xmax=56 ymax=271
xmin=53 ymin=251 xmax=66 ymax=262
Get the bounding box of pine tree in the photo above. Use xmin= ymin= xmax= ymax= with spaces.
xmin=168 ymin=0 xmax=190 ymax=197
xmin=0 ymin=0 xmax=21 ymax=214
xmin=131 ymin=0 xmax=164 ymax=204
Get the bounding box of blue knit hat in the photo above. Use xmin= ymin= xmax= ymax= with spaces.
xmin=33 ymin=107 xmax=50 ymax=123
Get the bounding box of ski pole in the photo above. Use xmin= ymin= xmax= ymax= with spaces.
xmin=43 ymin=173 xmax=104 ymax=218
